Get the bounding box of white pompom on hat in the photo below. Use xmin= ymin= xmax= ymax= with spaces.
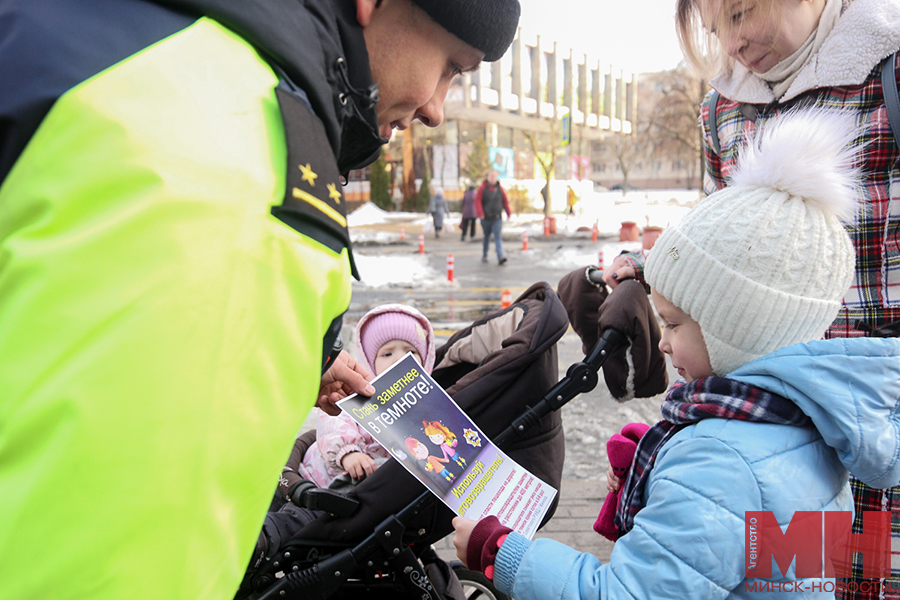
xmin=644 ymin=109 xmax=861 ymax=376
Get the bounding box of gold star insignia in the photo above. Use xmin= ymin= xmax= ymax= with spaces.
xmin=298 ymin=163 xmax=318 ymax=186
xmin=327 ymin=182 xmax=342 ymax=203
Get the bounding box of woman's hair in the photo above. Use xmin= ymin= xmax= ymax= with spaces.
xmin=676 ymin=0 xmax=722 ymax=78
xmin=675 ymin=0 xmax=783 ymax=79
xmin=423 ymin=420 xmax=455 ymax=442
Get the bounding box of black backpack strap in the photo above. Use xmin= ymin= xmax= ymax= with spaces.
xmin=881 ymin=51 xmax=900 ymax=148
xmin=708 ymin=90 xmax=721 ymax=155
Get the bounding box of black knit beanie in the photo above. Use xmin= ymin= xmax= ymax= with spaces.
xmin=410 ymin=0 xmax=521 ymax=62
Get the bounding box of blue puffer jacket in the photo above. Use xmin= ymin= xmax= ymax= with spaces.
xmin=492 ymin=337 xmax=900 ymax=600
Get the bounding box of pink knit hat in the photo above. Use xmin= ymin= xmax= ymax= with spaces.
xmin=355 ymin=304 xmax=435 ymax=375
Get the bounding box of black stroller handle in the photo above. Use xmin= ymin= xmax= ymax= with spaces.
xmin=495 ymin=327 xmax=626 ymax=448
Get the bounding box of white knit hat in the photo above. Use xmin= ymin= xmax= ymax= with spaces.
xmin=645 ymin=109 xmax=860 ymax=376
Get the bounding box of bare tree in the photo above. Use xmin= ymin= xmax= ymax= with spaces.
xmin=597 ymin=117 xmax=651 ymax=192
xmin=643 ymin=67 xmax=708 ymax=189
xmin=522 ymin=114 xmax=563 ymax=216
xmin=463 ymin=138 xmax=491 ymax=185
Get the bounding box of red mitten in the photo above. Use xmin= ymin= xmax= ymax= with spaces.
xmin=593 ymin=422 xmax=650 ymax=541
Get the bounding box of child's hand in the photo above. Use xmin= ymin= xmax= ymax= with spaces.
xmin=606 ymin=464 xmax=622 ymax=494
xmin=341 ymin=452 xmax=377 ymax=480
xmin=452 ymin=517 xmax=478 ymax=567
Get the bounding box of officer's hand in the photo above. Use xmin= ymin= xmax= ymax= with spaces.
xmin=317 ymin=351 xmax=375 ymax=415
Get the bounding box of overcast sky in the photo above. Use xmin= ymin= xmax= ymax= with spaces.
xmin=518 ymin=0 xmax=685 ymax=75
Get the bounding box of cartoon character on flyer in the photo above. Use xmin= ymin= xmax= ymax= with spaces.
xmin=405 ymin=437 xmax=456 ymax=482
xmin=423 ymin=420 xmax=466 ymax=468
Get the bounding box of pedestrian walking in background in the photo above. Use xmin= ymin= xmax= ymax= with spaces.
xmin=676 ymin=0 xmax=900 ymax=594
xmin=460 ymin=184 xmax=478 ymax=240
xmin=475 ymin=169 xmax=511 ymax=265
xmin=566 ymin=184 xmax=578 ymax=215
xmin=428 ymin=187 xmax=449 ymax=238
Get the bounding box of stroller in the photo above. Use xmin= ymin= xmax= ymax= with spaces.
xmin=237 ymin=274 xmax=666 ymax=600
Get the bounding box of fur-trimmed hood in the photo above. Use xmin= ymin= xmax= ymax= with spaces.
xmin=711 ymin=0 xmax=900 ymax=103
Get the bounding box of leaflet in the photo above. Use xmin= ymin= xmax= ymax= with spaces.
xmin=337 ymin=352 xmax=556 ymax=539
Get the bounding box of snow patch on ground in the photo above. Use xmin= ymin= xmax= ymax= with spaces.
xmin=353 ymin=254 xmax=457 ymax=290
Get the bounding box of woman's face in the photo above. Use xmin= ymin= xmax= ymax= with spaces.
xmin=700 ymin=0 xmax=825 ymax=73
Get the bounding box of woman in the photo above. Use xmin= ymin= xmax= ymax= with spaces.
xmin=428 ymin=187 xmax=450 ymax=238
xmin=676 ymin=0 xmax=900 ymax=595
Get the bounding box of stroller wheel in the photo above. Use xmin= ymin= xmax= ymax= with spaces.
xmin=451 ymin=563 xmax=509 ymax=600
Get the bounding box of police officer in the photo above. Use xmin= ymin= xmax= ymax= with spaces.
xmin=0 ymin=0 xmax=520 ymax=598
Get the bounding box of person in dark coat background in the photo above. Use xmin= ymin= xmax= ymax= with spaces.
xmin=460 ymin=184 xmax=477 ymax=240
xmin=428 ymin=187 xmax=449 ymax=238
xmin=475 ymin=169 xmax=511 ymax=264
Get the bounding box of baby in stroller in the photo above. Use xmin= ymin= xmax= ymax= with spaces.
xmin=252 ymin=304 xmax=436 ymax=568
xmin=294 ymin=304 xmax=435 ymax=492
xmin=239 ymin=283 xmax=570 ymax=599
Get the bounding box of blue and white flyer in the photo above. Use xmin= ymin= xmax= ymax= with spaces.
xmin=337 ymin=352 xmax=556 ymax=539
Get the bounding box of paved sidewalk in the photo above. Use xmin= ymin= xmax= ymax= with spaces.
xmin=432 ymin=478 xmax=616 ymax=564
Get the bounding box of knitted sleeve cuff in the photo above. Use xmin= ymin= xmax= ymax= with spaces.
xmin=334 ymin=445 xmax=363 ymax=470
xmin=493 ymin=531 xmax=532 ymax=595
xmin=620 ymin=251 xmax=646 ymax=282
xmin=466 ymin=516 xmax=513 ymax=579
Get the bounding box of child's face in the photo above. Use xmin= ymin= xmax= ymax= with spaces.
xmin=374 ymin=340 xmax=422 ymax=375
xmin=428 ymin=432 xmax=444 ymax=444
xmin=698 ymin=0 xmax=823 ymax=74
xmin=652 ymin=290 xmax=714 ymax=383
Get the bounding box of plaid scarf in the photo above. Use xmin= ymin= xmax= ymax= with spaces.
xmin=614 ymin=376 xmax=812 ymax=536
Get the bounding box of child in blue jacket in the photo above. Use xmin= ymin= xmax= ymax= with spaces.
xmin=451 ymin=109 xmax=900 ymax=599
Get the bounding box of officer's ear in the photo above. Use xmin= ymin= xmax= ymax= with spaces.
xmin=355 ymin=0 xmax=381 ymax=27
